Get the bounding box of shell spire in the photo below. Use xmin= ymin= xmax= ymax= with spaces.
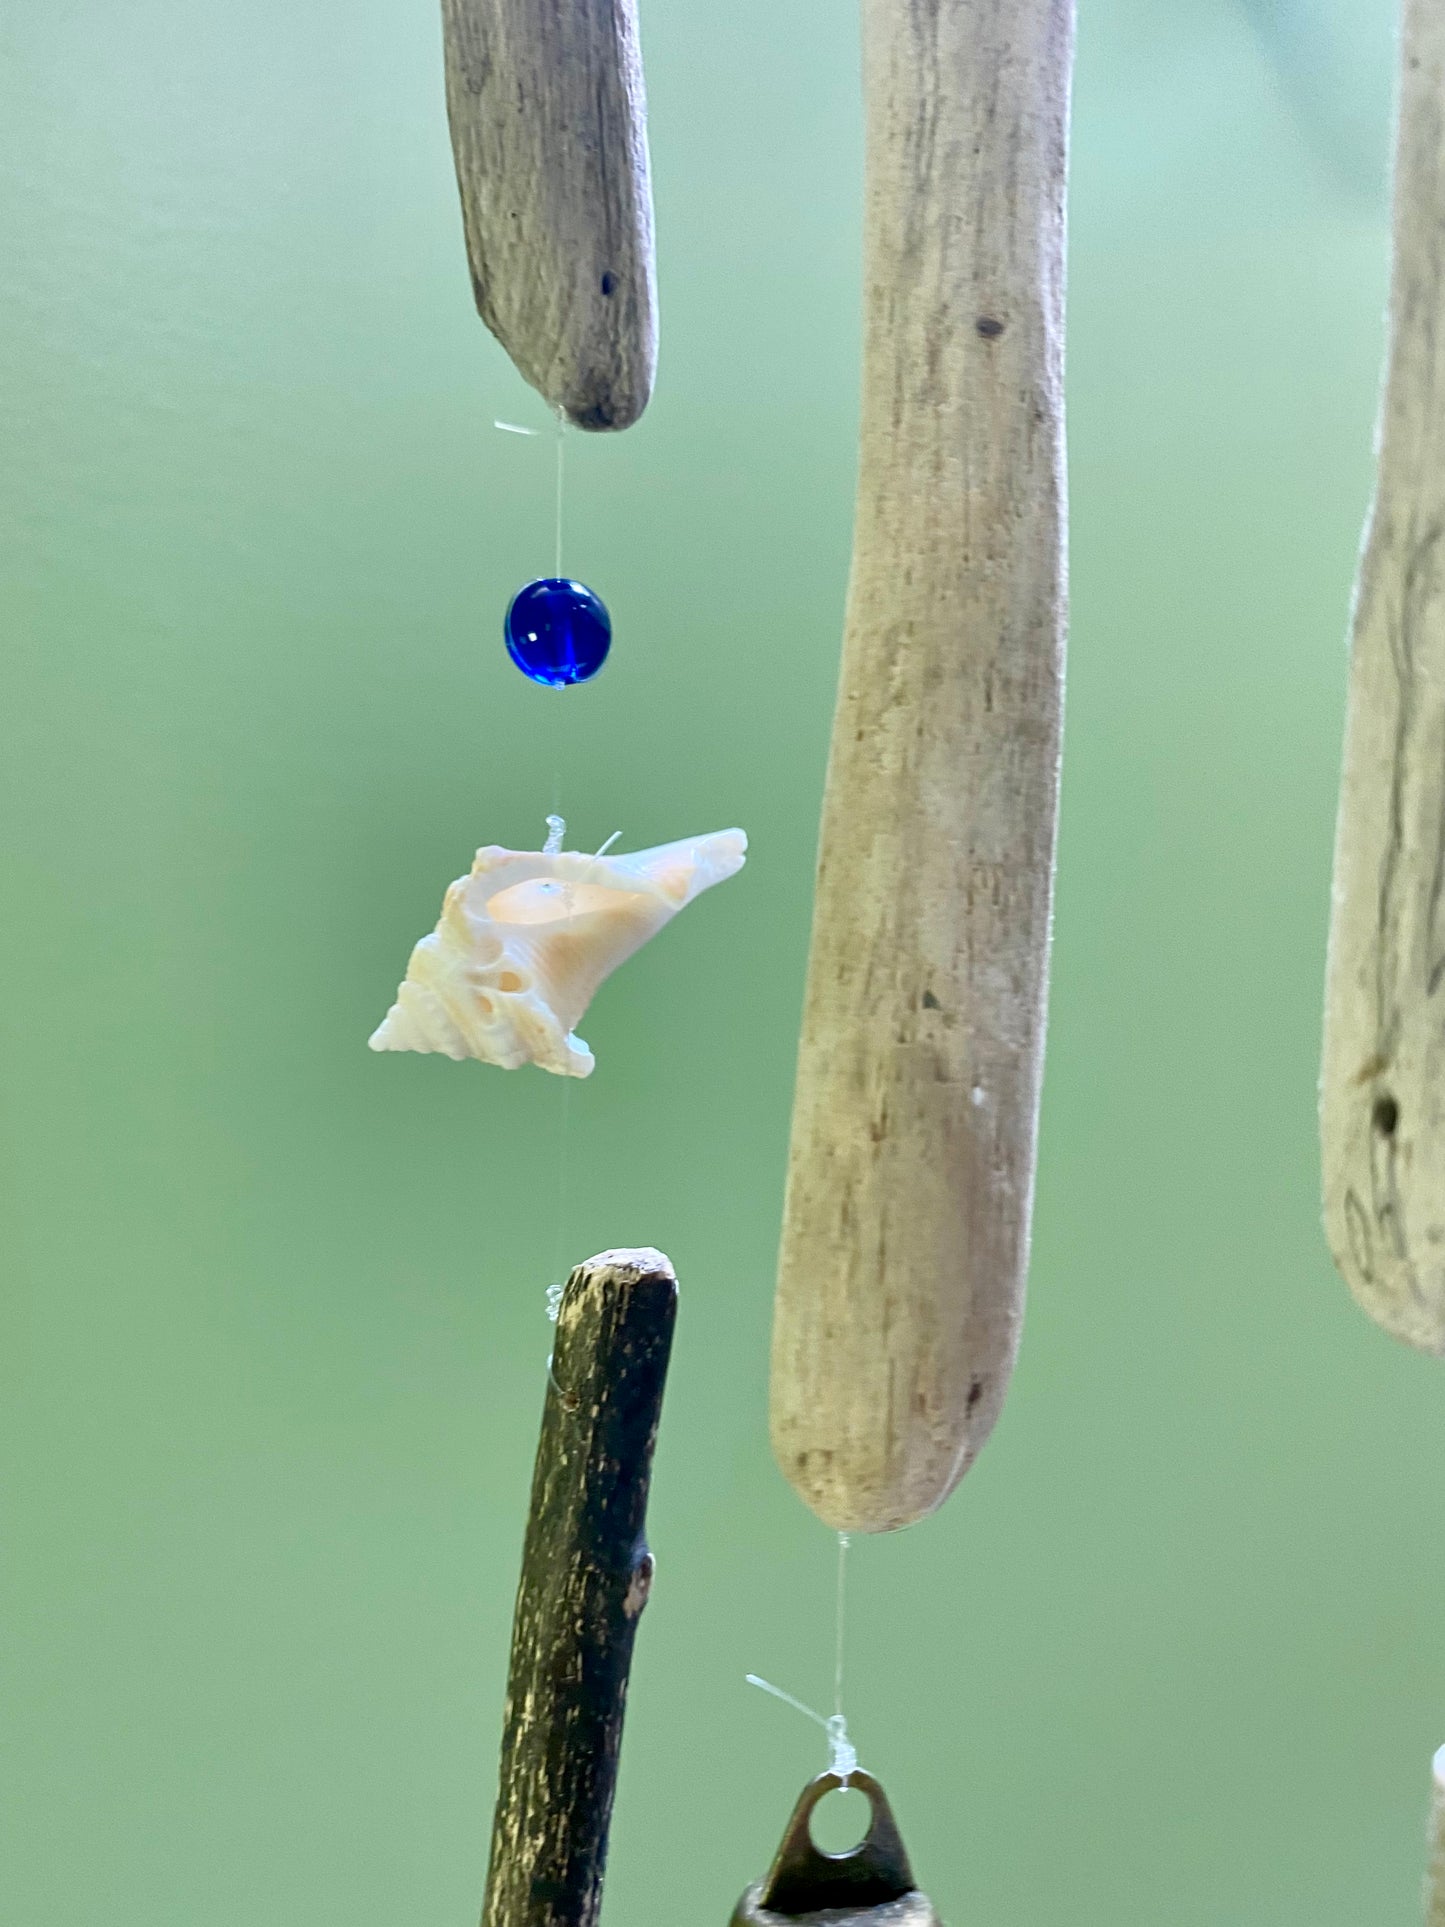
xmin=369 ymin=828 xmax=747 ymax=1077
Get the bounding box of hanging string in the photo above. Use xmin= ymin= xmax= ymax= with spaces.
xmin=490 ymin=410 xmax=566 ymax=581
xmin=746 ymin=1530 xmax=859 ymax=1782
xmin=541 ymin=820 xmax=616 ymax=1334
xmin=554 ymin=407 xmax=566 ymax=581
xmin=493 ymin=416 xmax=571 ymax=803
xmin=834 ymin=1531 xmax=850 ymax=1723
xmin=551 ymin=413 xmax=566 ymax=810
xmin=491 ymin=423 xmax=585 ymax=1379
xmin=544 ymin=810 xmax=576 ymax=1299
xmin=549 ymin=1075 xmax=574 ymax=1298
xmin=746 ymin=1676 xmax=858 ymax=1783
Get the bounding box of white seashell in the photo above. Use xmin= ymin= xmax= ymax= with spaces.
xmin=369 ymin=829 xmax=747 ymax=1077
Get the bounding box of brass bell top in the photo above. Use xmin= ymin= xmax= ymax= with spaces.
xmin=731 ymin=1770 xmax=943 ymax=1927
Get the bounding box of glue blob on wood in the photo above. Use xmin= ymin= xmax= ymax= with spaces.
xmin=771 ymin=0 xmax=1075 ymax=1533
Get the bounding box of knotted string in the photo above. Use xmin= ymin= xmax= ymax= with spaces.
xmin=745 ymin=1675 xmax=858 ymax=1782
xmin=747 ymin=1532 xmax=858 ymax=1781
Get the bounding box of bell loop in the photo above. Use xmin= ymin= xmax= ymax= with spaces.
xmin=730 ymin=1770 xmax=944 ymax=1926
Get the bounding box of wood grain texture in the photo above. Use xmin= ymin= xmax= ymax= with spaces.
xmin=481 ymin=1249 xmax=676 ymax=1927
xmin=1321 ymin=1 xmax=1445 ymax=1354
xmin=771 ymin=0 xmax=1074 ymax=1533
xmin=441 ymin=0 xmax=656 ymax=430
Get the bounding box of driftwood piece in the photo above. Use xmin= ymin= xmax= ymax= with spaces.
xmin=1320 ymin=0 xmax=1445 ymax=1353
xmin=1425 ymin=1757 xmax=1445 ymax=1919
xmin=441 ymin=0 xmax=657 ymax=430
xmin=481 ymin=1248 xmax=676 ymax=1927
xmin=770 ymin=0 xmax=1075 ymax=1533
xmin=1428 ymin=1746 xmax=1445 ymax=1926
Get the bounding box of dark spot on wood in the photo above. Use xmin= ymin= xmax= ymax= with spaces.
xmin=570 ymin=399 xmax=617 ymax=430
xmin=966 ymin=1377 xmax=984 ymax=1413
xmin=921 ymin=989 xmax=941 ymax=1010
xmin=975 ymin=315 xmax=1005 ymax=338
xmin=529 ymin=1877 xmax=573 ymax=1906
xmin=1373 ymin=1093 xmax=1400 ymax=1138
xmin=600 ymin=271 xmax=617 ymax=296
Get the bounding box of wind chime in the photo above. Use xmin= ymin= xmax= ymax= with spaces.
xmin=368 ymin=0 xmax=1445 ymax=1911
xmin=369 ymin=0 xmax=1072 ymax=1920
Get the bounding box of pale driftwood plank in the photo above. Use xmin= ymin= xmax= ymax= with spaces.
xmin=1321 ymin=1 xmax=1445 ymax=1354
xmin=441 ymin=0 xmax=656 ymax=430
xmin=481 ymin=1249 xmax=676 ymax=1927
xmin=770 ymin=0 xmax=1075 ymax=1533
xmin=1429 ymin=1747 xmax=1445 ymax=1927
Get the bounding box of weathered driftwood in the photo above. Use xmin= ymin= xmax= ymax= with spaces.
xmin=771 ymin=0 xmax=1075 ymax=1533
xmin=441 ymin=0 xmax=656 ymax=430
xmin=1427 ymin=1746 xmax=1445 ymax=1926
xmin=481 ymin=1248 xmax=676 ymax=1927
xmin=1321 ymin=0 xmax=1445 ymax=1354
xmin=1425 ymin=1746 xmax=1445 ymax=1927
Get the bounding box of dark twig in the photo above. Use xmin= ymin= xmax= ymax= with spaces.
xmin=481 ymin=1248 xmax=677 ymax=1927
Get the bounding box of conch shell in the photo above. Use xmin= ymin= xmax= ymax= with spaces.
xmin=369 ymin=829 xmax=747 ymax=1076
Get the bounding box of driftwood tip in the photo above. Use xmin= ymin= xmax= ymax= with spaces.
xmin=575 ymin=1247 xmax=676 ymax=1285
xmin=557 ymin=1249 xmax=678 ymax=1342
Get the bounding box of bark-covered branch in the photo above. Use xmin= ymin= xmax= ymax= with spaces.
xmin=481 ymin=1247 xmax=677 ymax=1927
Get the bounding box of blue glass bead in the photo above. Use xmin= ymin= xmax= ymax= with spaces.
xmin=504 ymin=578 xmax=612 ymax=686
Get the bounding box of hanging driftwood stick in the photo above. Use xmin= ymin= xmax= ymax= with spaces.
xmin=441 ymin=0 xmax=657 ymax=430
xmin=1321 ymin=1 xmax=1445 ymax=1354
xmin=1427 ymin=1746 xmax=1445 ymax=1926
xmin=481 ymin=1248 xmax=676 ymax=1927
xmin=771 ymin=0 xmax=1075 ymax=1533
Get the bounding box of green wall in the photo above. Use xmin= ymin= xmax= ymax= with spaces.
xmin=0 ymin=2 xmax=1434 ymax=1922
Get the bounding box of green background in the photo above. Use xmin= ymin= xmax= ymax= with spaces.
xmin=0 ymin=1 xmax=1435 ymax=1921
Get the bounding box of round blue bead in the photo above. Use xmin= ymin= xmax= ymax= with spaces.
xmin=504 ymin=578 xmax=612 ymax=686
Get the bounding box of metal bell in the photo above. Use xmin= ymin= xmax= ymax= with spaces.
xmin=731 ymin=1770 xmax=943 ymax=1926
